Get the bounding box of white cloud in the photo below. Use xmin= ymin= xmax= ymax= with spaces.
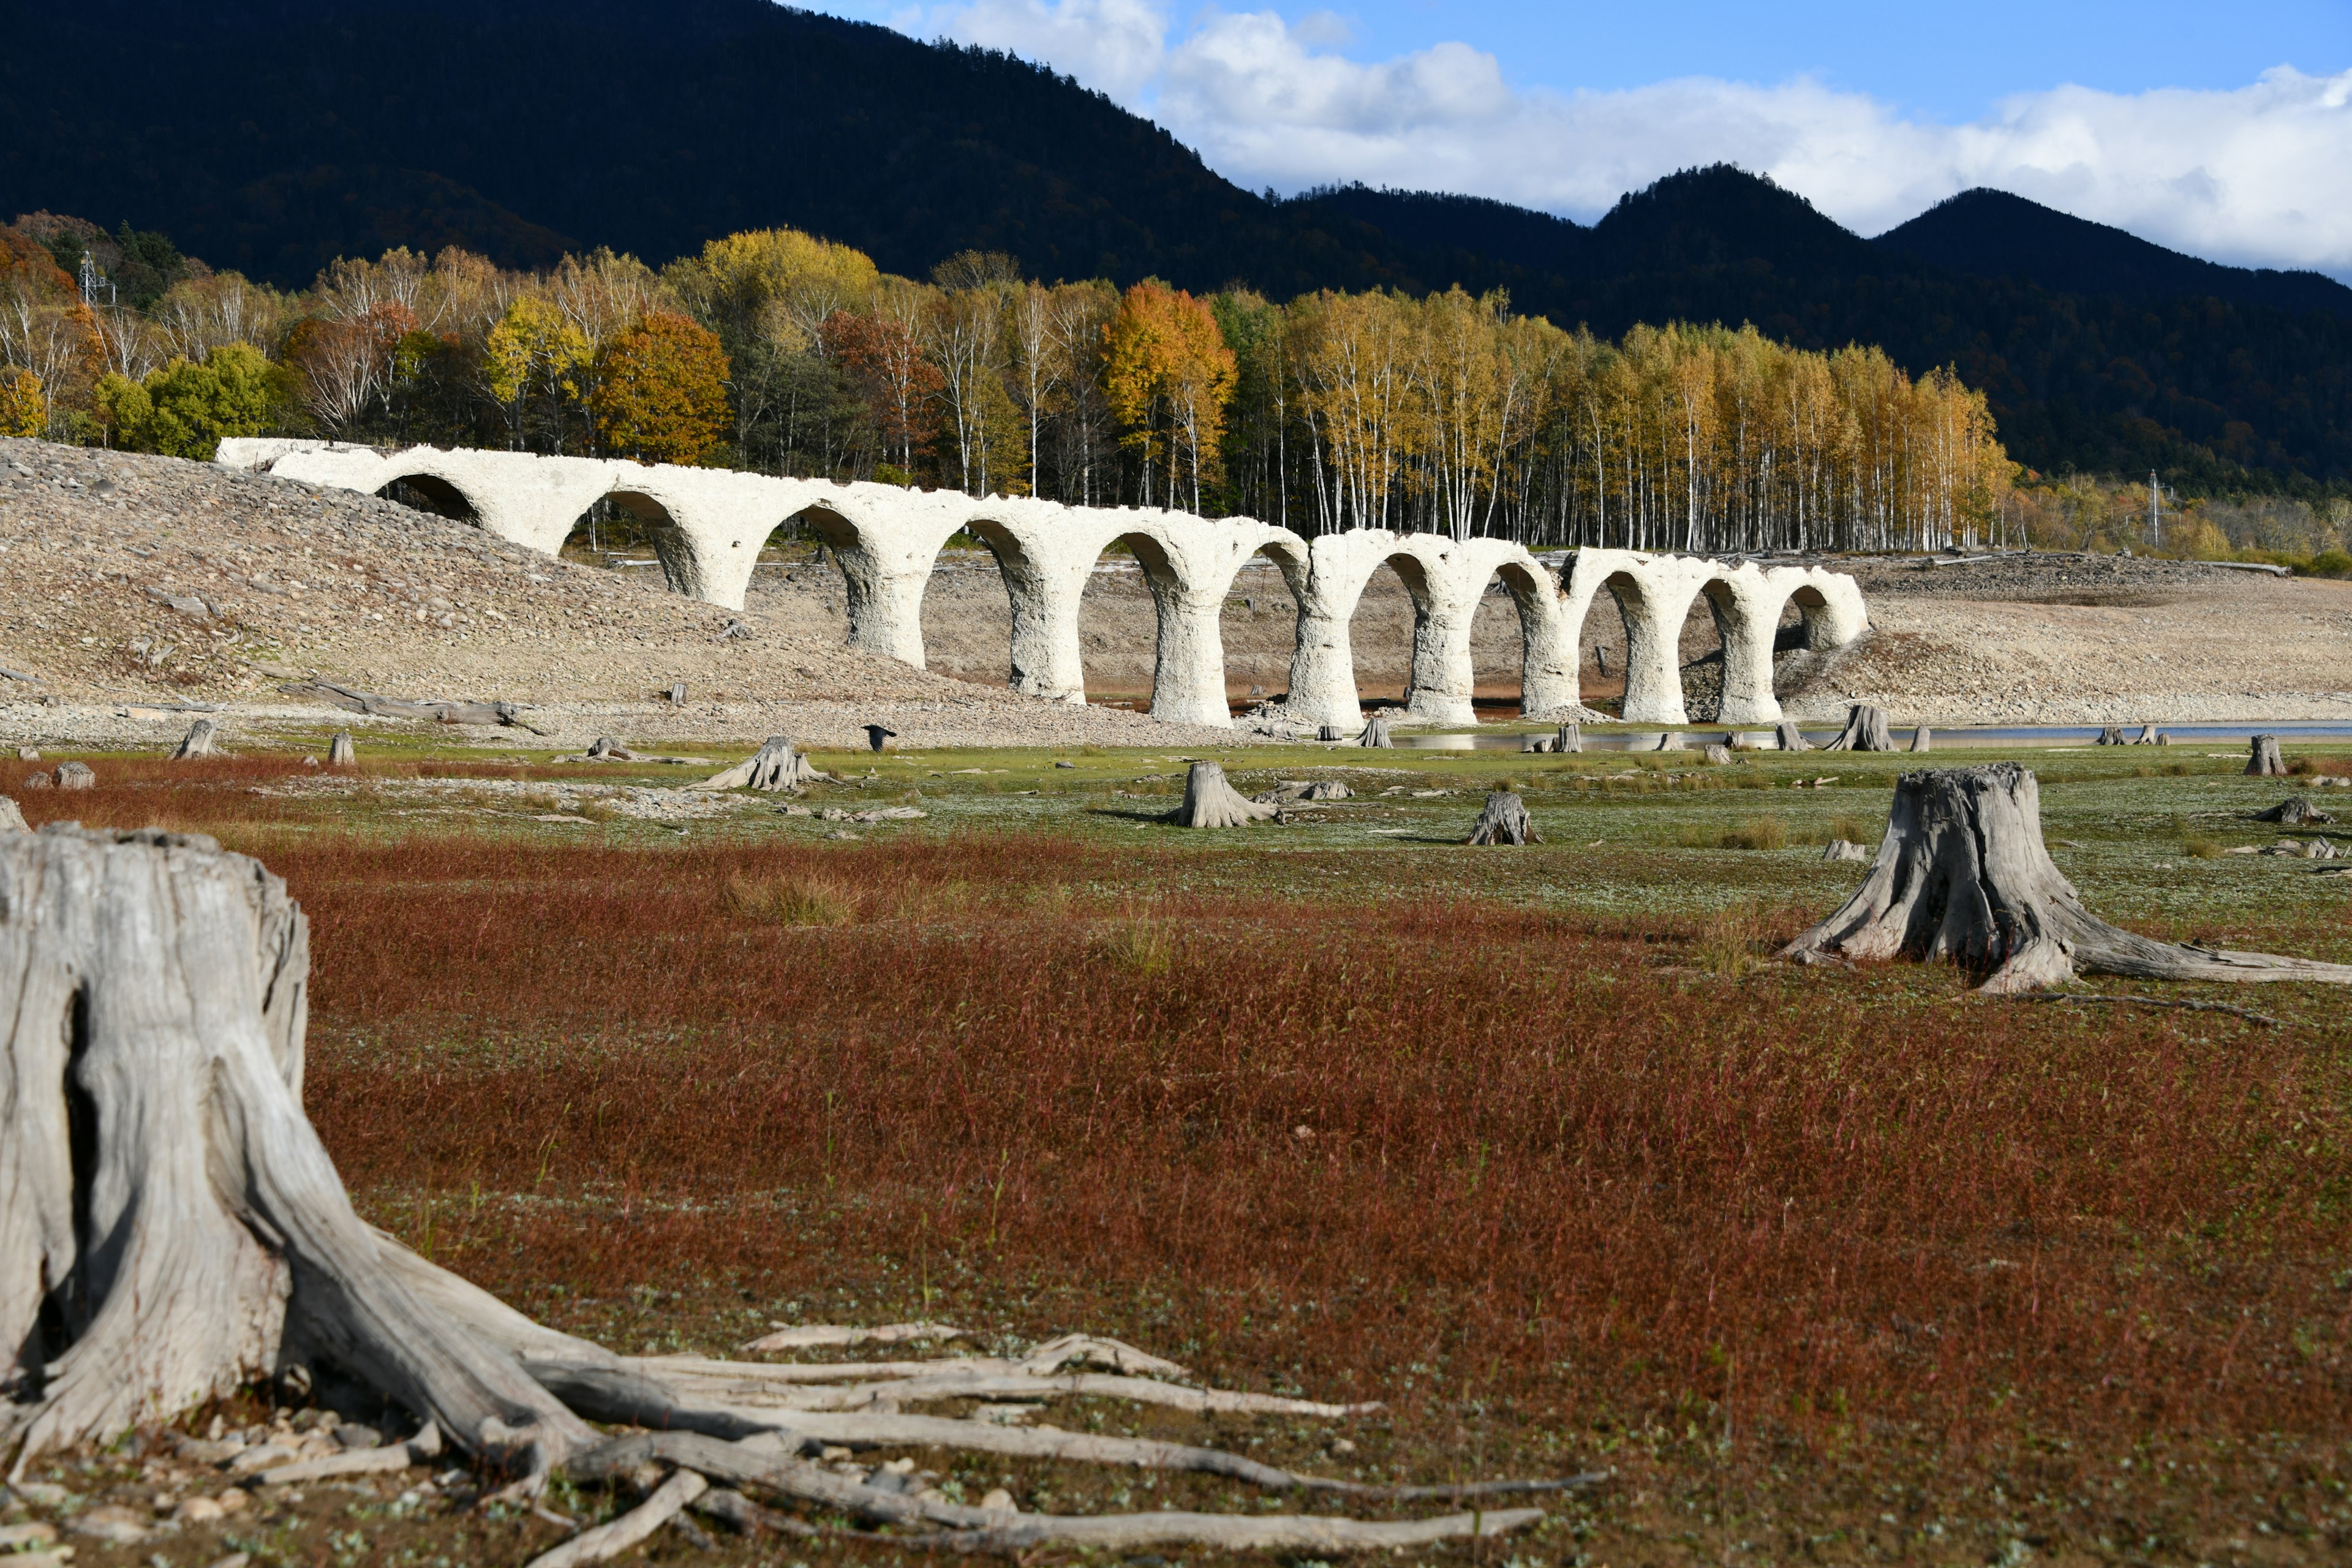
xmin=916 ymin=1 xmax=2352 ymax=279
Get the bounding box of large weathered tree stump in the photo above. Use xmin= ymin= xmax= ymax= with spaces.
xmin=1466 ymin=791 xmax=1540 ymax=845
xmin=1556 ymin=721 xmax=1582 ymax=754
xmin=1356 ymin=714 xmax=1394 ymax=748
xmin=170 ymin=720 xmax=221 ymax=760
xmin=2248 ymin=735 xmax=2286 ymax=776
xmin=0 ymin=799 xmax=24 ymax=833
xmin=1167 ymin=763 xmax=1275 ymax=827
xmin=1822 ymin=704 xmax=1894 ymax=752
xmin=326 ymin=731 xmax=356 ymax=767
xmin=2095 ymin=726 xmax=2128 ymax=746
xmin=1909 ymin=725 xmax=1932 ymax=753
xmin=0 ymin=826 xmax=610 ymax=1483
xmin=2135 ymin=723 xmax=2166 ymax=745
xmin=697 ymin=737 xmax=813 ymax=793
xmin=1774 ymin=720 xmax=1811 ymax=752
xmin=1783 ymin=764 xmax=2352 ymax=993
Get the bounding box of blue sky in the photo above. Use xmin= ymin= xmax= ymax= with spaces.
xmin=801 ymin=1 xmax=2352 ymax=275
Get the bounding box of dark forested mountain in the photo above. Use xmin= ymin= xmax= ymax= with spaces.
xmin=1877 ymin=189 xmax=2352 ymax=317
xmin=5 ymin=1 xmax=2350 ymax=486
xmin=0 ymin=0 xmax=1415 ymax=295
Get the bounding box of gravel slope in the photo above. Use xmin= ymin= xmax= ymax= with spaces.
xmin=0 ymin=440 xmax=1246 ymax=752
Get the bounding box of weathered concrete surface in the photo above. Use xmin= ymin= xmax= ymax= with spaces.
xmin=217 ymin=441 xmax=1867 ymax=729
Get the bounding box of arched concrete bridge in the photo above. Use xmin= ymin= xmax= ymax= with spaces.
xmin=217 ymin=440 xmax=1866 ymax=731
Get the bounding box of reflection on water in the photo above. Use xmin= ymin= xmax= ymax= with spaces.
xmin=1390 ymin=722 xmax=2352 ymax=752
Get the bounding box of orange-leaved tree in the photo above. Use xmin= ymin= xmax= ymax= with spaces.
xmin=592 ymin=311 xmax=731 ymax=466
xmin=1104 ymin=281 xmax=1235 ymax=513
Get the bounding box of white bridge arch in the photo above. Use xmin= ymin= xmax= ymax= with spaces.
xmin=219 ymin=440 xmax=1866 ymax=731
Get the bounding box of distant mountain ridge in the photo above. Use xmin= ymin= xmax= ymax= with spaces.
xmin=1307 ymin=178 xmax=2352 ymax=320
xmin=2 ymin=0 xmax=2349 ymax=486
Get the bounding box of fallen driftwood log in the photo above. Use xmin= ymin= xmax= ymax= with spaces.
xmin=1467 ymin=791 xmax=1539 ymax=845
xmin=742 ymin=1322 xmax=968 ymax=1352
xmin=1784 ymin=763 xmax=2352 ymax=992
xmin=1822 ymin=704 xmax=1894 ymax=752
xmin=1775 ymin=720 xmax=1811 ymax=752
xmin=1167 ymin=762 xmax=1274 ymax=827
xmin=584 ymin=737 xmax=635 ymax=761
xmin=170 ymin=719 xmax=221 ymax=759
xmin=2248 ymin=734 xmax=2286 ymax=776
xmin=327 ymin=731 xmax=356 ymax=767
xmin=282 ymin=680 xmax=548 ymax=733
xmin=0 ymin=826 xmax=1584 ymax=1544
xmin=2256 ymin=796 xmax=2334 ymax=825
xmin=695 ymin=737 xmax=816 ymax=793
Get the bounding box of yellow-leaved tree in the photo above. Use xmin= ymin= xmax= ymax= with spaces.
xmin=0 ymin=368 xmax=42 ymax=438
xmin=1104 ymin=281 xmax=1234 ymax=512
xmin=592 ymin=311 xmax=731 ymax=466
xmin=482 ymin=295 xmax=591 ymax=450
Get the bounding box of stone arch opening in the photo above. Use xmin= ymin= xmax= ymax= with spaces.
xmin=378 ymin=474 xmax=478 ymax=524
xmin=1076 ymin=533 xmax=1179 ymax=711
xmin=1678 ymin=579 xmax=1737 ymax=722
xmin=1223 ymin=541 xmax=1308 ymax=709
xmin=1781 ymin=584 xmax=1839 ymax=650
xmin=736 ymin=509 xmax=850 ymax=646
xmin=924 ymin=516 xmax=1022 ymax=689
xmin=597 ymin=489 xmax=701 ymax=599
xmin=1474 ymin=560 xmax=1553 ymax=720
xmin=1576 ymin=571 xmax=1642 ymax=715
xmin=1345 ymin=556 xmax=1435 ymax=714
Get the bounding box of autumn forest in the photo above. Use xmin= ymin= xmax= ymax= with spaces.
xmin=10 ymin=213 xmax=2011 ymax=556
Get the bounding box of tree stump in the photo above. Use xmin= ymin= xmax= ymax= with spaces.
xmin=1774 ymin=720 xmax=1810 ymax=752
xmin=1167 ymin=763 xmax=1275 ymax=827
xmin=170 ymin=720 xmax=221 ymax=760
xmin=585 ymin=737 xmax=634 ymax=761
xmin=328 ymin=731 xmax=357 ymax=767
xmin=2248 ymin=735 xmax=2286 ymax=776
xmin=696 ymin=737 xmax=813 ymax=793
xmin=2256 ymin=796 xmax=2332 ymax=825
xmin=1657 ymin=731 xmax=1687 ymax=752
xmin=1822 ymin=705 xmax=1894 ymax=752
xmin=1909 ymin=725 xmax=1932 ymax=753
xmin=1356 ymin=714 xmax=1393 ymax=748
xmin=2095 ymin=726 xmax=2128 ymax=746
xmin=0 ymin=798 xmax=24 ymax=833
xmin=1556 ymin=722 xmax=1581 ymax=754
xmin=0 ymin=825 xmax=614 ymax=1482
xmin=1820 ymin=839 xmax=1871 ymax=863
xmin=668 ymin=682 xmax=688 ymax=707
xmin=2135 ymin=723 xmax=2166 ymax=745
xmin=1520 ymin=734 xmax=1551 ymax=753
xmin=1317 ymin=726 xmax=1346 ymax=742
xmin=1466 ymin=791 xmax=1539 ymax=845
xmin=863 ymin=724 xmax=897 ymax=753
xmin=1782 ymin=763 xmax=2352 ymax=992
xmin=1703 ymin=744 xmax=1735 ymax=766
xmin=53 ymin=763 xmax=94 ymax=791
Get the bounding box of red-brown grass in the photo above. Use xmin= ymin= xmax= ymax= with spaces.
xmin=258 ymin=831 xmax=2352 ymax=1496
